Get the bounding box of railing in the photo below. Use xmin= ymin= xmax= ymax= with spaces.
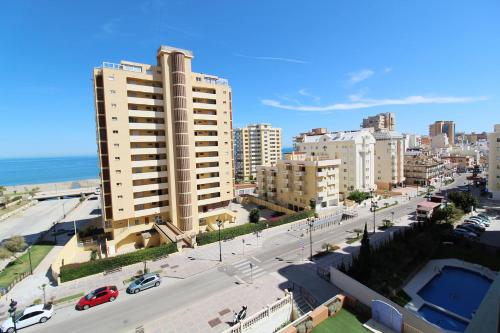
xmin=102 ymin=62 xmax=143 ymax=73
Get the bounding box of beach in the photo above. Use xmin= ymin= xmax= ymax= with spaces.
xmin=4 ymin=178 xmax=100 ymax=194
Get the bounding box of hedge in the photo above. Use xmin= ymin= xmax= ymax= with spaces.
xmin=59 ymin=242 xmax=177 ymax=282
xmin=197 ymin=210 xmax=315 ymax=246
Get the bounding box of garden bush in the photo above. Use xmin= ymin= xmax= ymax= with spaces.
xmin=60 ymin=242 xmax=177 ymax=282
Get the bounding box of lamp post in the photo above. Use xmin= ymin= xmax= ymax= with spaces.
xmin=28 ymin=247 xmax=33 ymax=275
xmin=391 ymin=211 xmax=395 ymax=225
xmin=242 ymin=239 xmax=245 ymax=255
xmin=52 ymin=222 xmax=57 ymax=244
xmin=249 ymin=262 xmax=253 ymax=284
xmin=370 ymin=190 xmax=378 ymax=234
xmin=306 ymin=217 xmax=315 ymax=261
xmin=8 ymin=299 xmax=17 ymax=333
xmin=216 ymin=219 xmax=223 ymax=262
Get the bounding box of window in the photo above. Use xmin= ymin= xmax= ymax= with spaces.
xmin=116 ymin=170 xmax=121 ymax=174
xmin=113 ymin=130 xmax=118 ymax=134
xmin=114 ymin=143 xmax=119 ymax=147
xmin=116 ymin=182 xmax=122 ymax=186
xmin=111 ymin=103 xmax=117 ymax=108
xmin=114 ymin=157 xmax=120 ymax=160
xmin=112 ymin=117 xmax=117 ymax=121
xmin=118 ymin=208 xmax=124 ymax=212
xmin=108 ymin=75 xmax=115 ymax=80
xmin=117 ymin=195 xmax=123 ymax=199
xmin=110 ymin=90 xmax=116 ymax=94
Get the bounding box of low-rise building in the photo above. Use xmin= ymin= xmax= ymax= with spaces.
xmin=404 ymin=153 xmax=445 ymax=186
xmin=294 ymin=129 xmax=376 ymax=199
xmin=441 ymin=155 xmax=475 ymax=170
xmin=488 ymin=124 xmax=500 ymax=200
xmin=256 ymin=152 xmax=340 ymax=212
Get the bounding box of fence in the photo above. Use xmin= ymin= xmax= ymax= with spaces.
xmin=222 ymin=292 xmax=293 ymax=333
xmin=0 ymin=271 xmax=30 ymax=295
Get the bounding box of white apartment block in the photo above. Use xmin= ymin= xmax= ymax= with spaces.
xmin=294 ymin=129 xmax=376 ymax=199
xmin=488 ymin=124 xmax=500 ymax=200
xmin=234 ymin=123 xmax=281 ymax=180
xmin=372 ymin=130 xmax=405 ymax=190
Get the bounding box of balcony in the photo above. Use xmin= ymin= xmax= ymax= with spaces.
xmin=127 ymin=97 xmax=164 ymax=106
xmin=132 ymin=171 xmax=168 ymax=180
xmin=130 ymin=147 xmax=167 ymax=155
xmin=195 ymin=136 xmax=219 ymax=142
xmin=133 ymin=194 xmax=169 ymax=205
xmin=193 ymin=113 xmax=217 ymax=121
xmin=127 ymin=83 xmax=163 ymax=94
xmin=130 ymin=135 xmax=166 ymax=143
xmin=196 ymin=166 xmax=219 ymax=174
xmin=197 ymin=187 xmax=220 ymax=195
xmin=195 ymin=156 xmax=219 ymax=164
xmin=196 ymin=177 xmax=220 ymax=185
xmin=194 ymin=124 xmax=218 ymax=131
xmin=129 ymin=110 xmax=163 ymax=118
xmin=192 ymin=91 xmax=216 ymax=99
xmin=129 ymin=122 xmax=165 ymax=130
xmin=193 ymin=102 xmax=217 ymax=110
xmin=317 ymin=171 xmax=327 ymax=178
xmin=197 ymin=196 xmax=222 ymax=206
xmin=131 ymin=159 xmax=167 ymax=168
xmin=134 ymin=206 xmax=169 ymax=218
xmin=133 ymin=182 xmax=168 ymax=193
xmin=295 ymin=171 xmax=305 ymax=177
xmin=195 ymin=145 xmax=219 ymax=153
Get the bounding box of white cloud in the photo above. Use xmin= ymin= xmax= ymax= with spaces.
xmin=298 ymin=89 xmax=321 ymax=102
xmin=234 ymin=53 xmax=309 ymax=64
xmin=348 ymin=69 xmax=375 ymax=84
xmin=261 ymin=95 xmax=488 ymax=112
xmin=383 ymin=67 xmax=393 ymax=73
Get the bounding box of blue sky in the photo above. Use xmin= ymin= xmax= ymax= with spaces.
xmin=0 ymin=0 xmax=499 ymax=157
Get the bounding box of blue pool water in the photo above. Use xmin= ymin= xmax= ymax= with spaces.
xmin=419 ymin=305 xmax=468 ymax=332
xmin=417 ymin=266 xmax=492 ymax=320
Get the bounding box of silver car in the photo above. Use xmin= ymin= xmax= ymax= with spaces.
xmin=127 ymin=273 xmax=161 ymax=294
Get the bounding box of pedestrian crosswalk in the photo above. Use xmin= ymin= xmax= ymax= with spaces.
xmin=231 ymin=259 xmax=267 ymax=282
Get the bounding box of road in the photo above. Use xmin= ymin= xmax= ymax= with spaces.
xmin=23 ymin=176 xmax=466 ymax=333
xmin=0 ymin=198 xmax=79 ymax=244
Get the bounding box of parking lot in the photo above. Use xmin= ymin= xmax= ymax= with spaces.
xmin=478 ymin=210 xmax=500 ymax=247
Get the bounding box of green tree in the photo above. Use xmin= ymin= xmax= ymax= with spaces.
xmin=0 ymin=247 xmax=12 ymax=260
xmin=347 ymin=190 xmax=371 ymax=204
xmin=432 ymin=205 xmax=454 ymax=223
xmin=3 ymin=235 xmax=27 ymax=260
xmin=358 ymin=223 xmax=371 ymax=282
xmin=448 ymin=192 xmax=478 ymax=213
xmin=249 ymin=208 xmax=260 ymax=223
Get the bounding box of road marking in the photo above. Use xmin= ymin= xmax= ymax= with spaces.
xmin=251 ymin=256 xmax=261 ymax=262
xmin=234 ymin=275 xmax=245 ymax=284
xmin=232 ymin=259 xmax=248 ymax=266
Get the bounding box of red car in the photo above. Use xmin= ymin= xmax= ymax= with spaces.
xmin=77 ymin=286 xmax=119 ymax=310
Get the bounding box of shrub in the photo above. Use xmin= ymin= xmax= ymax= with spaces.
xmin=3 ymin=236 xmax=26 ymax=254
xmin=249 ymin=208 xmax=260 ymax=223
xmin=268 ymin=210 xmax=314 ymax=227
xmin=305 ymin=319 xmax=313 ymax=331
xmin=197 ymin=222 xmax=266 ymax=246
xmin=33 ymin=298 xmax=41 ymax=305
xmin=347 ymin=190 xmax=372 ymax=204
xmin=296 ymin=323 xmax=306 ymax=333
xmin=60 ymin=242 xmax=177 ymax=282
xmin=90 ymin=249 xmax=97 ymax=261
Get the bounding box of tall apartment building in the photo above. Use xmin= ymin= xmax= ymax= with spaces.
xmin=488 ymin=124 xmax=500 ymax=200
xmin=429 ymin=121 xmax=455 ymax=144
xmin=256 ymin=152 xmax=340 ymax=212
xmin=372 ymin=130 xmax=405 ymax=190
xmin=234 ymin=123 xmax=281 ymax=180
xmin=361 ymin=112 xmax=396 ymax=131
xmin=294 ymin=129 xmax=376 ymax=199
xmin=93 ymin=45 xmax=235 ymax=254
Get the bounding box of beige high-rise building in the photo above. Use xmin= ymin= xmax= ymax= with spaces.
xmin=429 ymin=121 xmax=455 ymax=144
xmin=488 ymin=124 xmax=500 ymax=200
xmin=256 ymin=152 xmax=340 ymax=212
xmin=294 ymin=129 xmax=376 ymax=200
xmin=93 ymin=45 xmax=235 ymax=255
xmin=372 ymin=130 xmax=405 ymax=190
xmin=234 ymin=123 xmax=282 ymax=180
xmin=361 ymin=112 xmax=396 ymax=131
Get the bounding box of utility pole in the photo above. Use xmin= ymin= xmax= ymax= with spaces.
xmin=249 ymin=262 xmax=253 ymax=284
xmin=217 ymin=219 xmax=223 ymax=262
xmin=28 ymin=247 xmax=33 ymax=275
xmin=307 ymin=217 xmax=314 ymax=261
xmin=242 ymin=239 xmax=245 ymax=255
xmin=370 ymin=191 xmax=378 ymax=234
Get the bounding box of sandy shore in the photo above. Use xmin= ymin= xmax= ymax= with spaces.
xmin=4 ymin=179 xmax=100 ymax=194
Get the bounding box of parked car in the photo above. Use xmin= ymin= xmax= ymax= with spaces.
xmin=127 ymin=273 xmax=161 ymax=294
xmin=474 ymin=214 xmax=490 ymax=223
xmin=458 ymin=223 xmax=484 ymax=233
xmin=464 ymin=219 xmax=489 ymax=228
xmin=0 ymin=304 xmax=53 ymax=332
xmin=468 ymin=217 xmax=490 ymax=227
xmin=477 ymin=214 xmax=491 ymax=221
xmin=453 ymin=228 xmax=478 ymax=239
xmin=77 ymin=286 xmax=119 ymax=310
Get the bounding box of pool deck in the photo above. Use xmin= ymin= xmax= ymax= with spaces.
xmin=403 ymin=259 xmax=497 ymax=331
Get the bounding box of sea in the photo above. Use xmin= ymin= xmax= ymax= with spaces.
xmin=0 ymin=148 xmax=295 ymax=186
xmin=0 ymin=156 xmax=99 ymax=186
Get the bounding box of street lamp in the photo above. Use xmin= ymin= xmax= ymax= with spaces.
xmin=391 ymin=211 xmax=395 ymax=225
xmin=28 ymin=247 xmax=33 ymax=275
xmin=8 ymin=299 xmax=17 ymax=333
xmin=52 ymin=222 xmax=57 ymax=244
xmin=306 ymin=217 xmax=315 ymax=261
xmin=242 ymin=239 xmax=245 ymax=255
xmin=370 ymin=194 xmax=378 ymax=234
xmin=216 ymin=219 xmax=223 ymax=262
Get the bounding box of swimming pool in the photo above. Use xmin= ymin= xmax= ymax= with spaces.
xmin=418 ymin=305 xmax=468 ymax=332
xmin=417 ymin=266 xmax=492 ymax=319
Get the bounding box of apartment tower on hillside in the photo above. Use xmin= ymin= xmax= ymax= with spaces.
xmin=234 ymin=123 xmax=282 ymax=181
xmin=93 ymin=45 xmax=235 ymax=255
xmin=361 ymin=112 xmax=396 ymax=131
xmin=429 ymin=120 xmax=455 ymax=145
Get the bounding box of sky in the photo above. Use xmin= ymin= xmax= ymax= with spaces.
xmin=0 ymin=0 xmax=499 ymax=158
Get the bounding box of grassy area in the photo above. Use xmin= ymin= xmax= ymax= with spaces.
xmin=313 ymin=309 xmax=368 ymax=333
xmin=390 ymin=289 xmax=412 ymax=307
xmin=0 ymin=200 xmax=31 ymax=217
xmin=0 ymin=244 xmax=54 ymax=288
xmin=346 ymin=235 xmax=362 ymax=244
xmin=375 ymin=201 xmax=398 ymax=212
xmin=54 ymin=292 xmax=84 ymax=304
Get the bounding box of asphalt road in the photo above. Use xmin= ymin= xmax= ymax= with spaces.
xmin=22 ymin=176 xmax=466 ymax=333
